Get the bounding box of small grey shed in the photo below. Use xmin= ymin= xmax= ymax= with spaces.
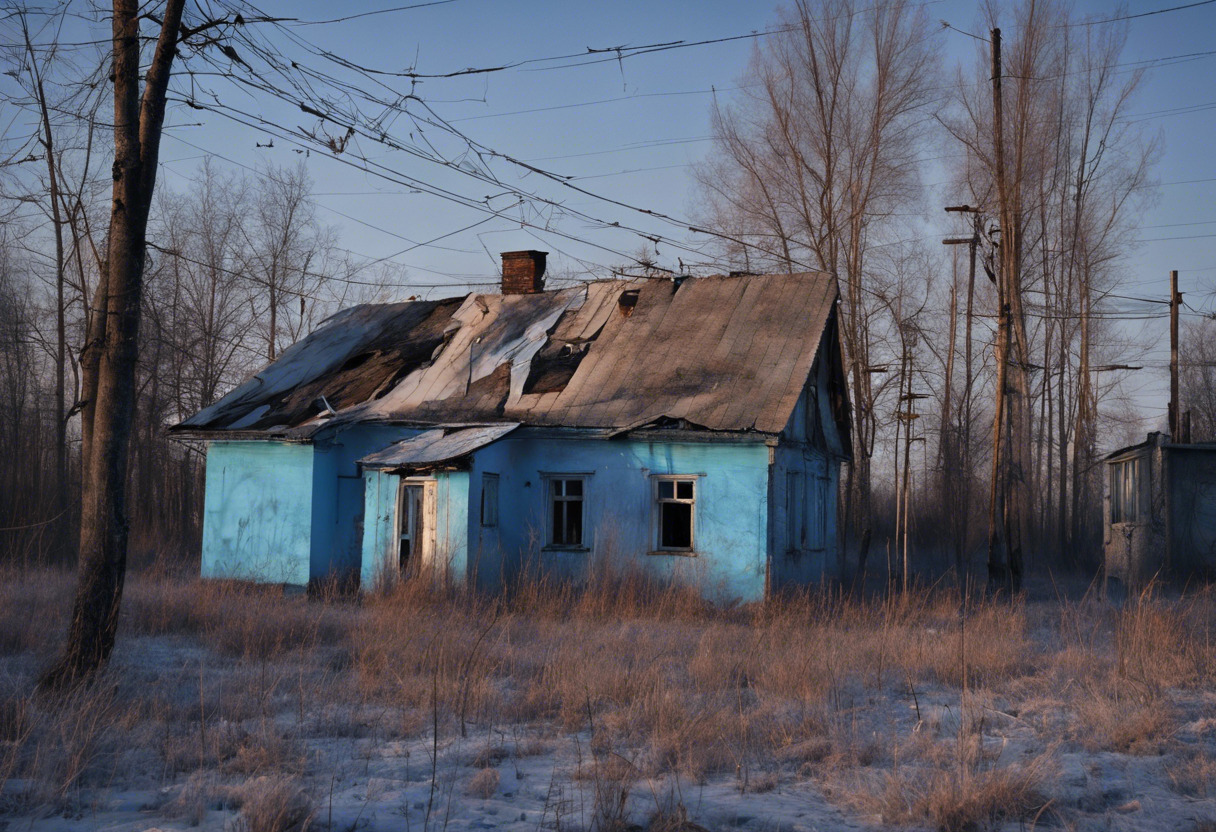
xmin=1103 ymin=432 xmax=1216 ymax=588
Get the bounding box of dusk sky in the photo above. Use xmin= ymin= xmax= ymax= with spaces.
xmin=11 ymin=0 xmax=1216 ymax=445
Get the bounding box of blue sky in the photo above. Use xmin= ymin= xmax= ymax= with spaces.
xmin=15 ymin=0 xmax=1216 ymax=442
xmin=154 ymin=0 xmax=1216 ymax=290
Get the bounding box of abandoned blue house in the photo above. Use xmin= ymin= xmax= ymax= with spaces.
xmin=173 ymin=251 xmax=851 ymax=602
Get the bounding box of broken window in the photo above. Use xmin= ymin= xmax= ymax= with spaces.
xmin=548 ymin=477 xmax=585 ymax=547
xmin=481 ymin=473 xmax=499 ymax=527
xmin=1110 ymin=458 xmax=1144 ymax=524
xmin=655 ymin=476 xmax=696 ymax=551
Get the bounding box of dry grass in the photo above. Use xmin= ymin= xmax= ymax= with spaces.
xmin=1073 ymin=690 xmax=1178 ymax=755
xmin=229 ymin=776 xmax=314 ymax=832
xmin=1167 ymin=751 xmax=1216 ymax=797
xmin=0 ymin=567 xmax=1211 ymax=829
xmin=466 ymin=766 xmax=500 ymax=799
xmin=859 ymin=756 xmax=1052 ymax=831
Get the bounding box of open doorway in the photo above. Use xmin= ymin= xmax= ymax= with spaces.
xmin=396 ymin=479 xmax=435 ymax=577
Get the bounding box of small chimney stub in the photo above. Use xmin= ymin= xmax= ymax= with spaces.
xmin=501 ymin=250 xmax=548 ymax=294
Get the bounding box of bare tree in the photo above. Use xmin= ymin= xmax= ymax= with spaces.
xmin=243 ymin=162 xmax=333 ymax=360
xmin=42 ymin=0 xmax=188 ymax=687
xmin=942 ymin=0 xmax=1153 ymax=584
xmin=1180 ymin=318 xmax=1216 ymax=442
xmin=695 ymin=0 xmax=937 ymax=579
xmin=0 ymin=231 xmax=43 ymax=564
xmin=1 ymin=7 xmax=109 ymax=558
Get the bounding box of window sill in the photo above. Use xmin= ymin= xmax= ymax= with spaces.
xmin=542 ymin=545 xmax=590 ymax=553
xmin=647 ymin=549 xmax=697 ymax=558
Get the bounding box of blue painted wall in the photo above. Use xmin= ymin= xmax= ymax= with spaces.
xmin=767 ymin=349 xmax=844 ymax=591
xmin=361 ymin=468 xmax=400 ymax=589
xmin=202 ymin=426 xmax=423 ymax=586
xmin=465 ymin=434 xmax=772 ymax=602
xmin=309 ymin=424 xmax=422 ymax=583
xmin=359 ymin=467 xmax=471 ymax=588
xmin=436 ymin=471 xmax=470 ymax=583
xmin=201 ymin=441 xmax=315 ymax=584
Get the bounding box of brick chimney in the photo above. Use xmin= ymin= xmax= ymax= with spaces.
xmin=501 ymin=250 xmax=547 ymax=294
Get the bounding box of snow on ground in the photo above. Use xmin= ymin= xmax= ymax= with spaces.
xmin=0 ymin=627 xmax=1211 ymax=832
xmin=2 ymin=579 xmax=1215 ymax=832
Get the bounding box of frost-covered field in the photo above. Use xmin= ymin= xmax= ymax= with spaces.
xmin=1 ymin=568 xmax=1214 ymax=832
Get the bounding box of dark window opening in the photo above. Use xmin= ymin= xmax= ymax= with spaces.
xmin=549 ymin=478 xmax=584 ymax=547
xmin=1110 ymin=458 xmax=1143 ymax=524
xmin=656 ymin=477 xmax=695 ymax=551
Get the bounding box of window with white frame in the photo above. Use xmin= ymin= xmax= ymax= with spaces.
xmin=480 ymin=473 xmax=499 ymax=527
xmin=1110 ymin=457 xmax=1144 ymax=524
xmin=654 ymin=476 xmax=696 ymax=551
xmin=547 ymin=477 xmax=585 ymax=547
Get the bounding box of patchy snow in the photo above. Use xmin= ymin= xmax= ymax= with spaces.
xmin=3 ymin=628 xmax=1214 ymax=832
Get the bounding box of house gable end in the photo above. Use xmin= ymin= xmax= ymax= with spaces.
xmin=778 ymin=308 xmax=850 ymax=458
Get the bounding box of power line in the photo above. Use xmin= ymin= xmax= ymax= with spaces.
xmin=293 ymin=1 xmax=461 ymax=26
xmin=1138 ymin=176 xmax=1216 ymax=188
xmin=1137 ymin=231 xmax=1216 ymax=242
xmin=163 ymin=13 xmax=823 ymax=279
xmin=449 ymin=87 xmax=749 ymax=124
xmin=525 ymin=136 xmax=712 ymax=163
xmin=1064 ymin=0 xmax=1216 ymax=26
xmin=162 ymin=133 xmax=494 ymax=276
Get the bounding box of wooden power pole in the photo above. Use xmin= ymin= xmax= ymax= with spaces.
xmin=1170 ymin=269 xmax=1180 ymax=439
xmin=986 ymin=26 xmax=1013 ymax=591
xmin=943 ymin=205 xmax=981 ymax=584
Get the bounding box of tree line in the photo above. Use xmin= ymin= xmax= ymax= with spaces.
xmin=694 ymin=0 xmax=1215 ymax=587
xmin=0 ymin=7 xmax=386 ymax=573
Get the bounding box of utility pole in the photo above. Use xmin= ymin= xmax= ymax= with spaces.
xmin=901 ymin=391 xmax=927 ymax=592
xmin=987 ymin=26 xmax=1016 ymax=593
xmin=893 ymin=302 xmax=906 ymax=591
xmin=943 ymin=205 xmax=981 ymax=585
xmin=1170 ymin=269 xmax=1181 ymax=439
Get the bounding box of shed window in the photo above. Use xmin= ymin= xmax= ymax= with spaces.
xmin=548 ymin=477 xmax=585 ymax=547
xmin=480 ymin=473 xmax=499 ymax=527
xmin=1110 ymin=458 xmax=1144 ymax=524
xmin=655 ymin=477 xmax=696 ymax=551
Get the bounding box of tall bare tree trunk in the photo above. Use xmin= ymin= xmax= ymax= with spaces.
xmin=1071 ymin=277 xmax=1091 ymax=558
xmin=42 ymin=0 xmax=186 ymax=688
xmin=22 ymin=22 xmax=70 ymax=558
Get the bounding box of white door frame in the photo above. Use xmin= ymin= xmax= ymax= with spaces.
xmin=396 ymin=477 xmax=438 ymax=578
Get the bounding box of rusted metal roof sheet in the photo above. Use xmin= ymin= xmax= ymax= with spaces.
xmin=360 ymin=423 xmax=520 ymax=470
xmin=174 ymin=272 xmax=838 ymax=437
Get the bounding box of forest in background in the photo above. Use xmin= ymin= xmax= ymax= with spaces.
xmin=1 ymin=0 xmax=1213 ymax=582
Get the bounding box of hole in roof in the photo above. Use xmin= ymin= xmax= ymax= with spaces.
xmin=618 ymin=289 xmax=640 ymax=316
xmin=339 ymin=352 xmax=376 ymax=373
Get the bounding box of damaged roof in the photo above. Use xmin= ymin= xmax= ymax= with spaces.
xmin=174 ymin=272 xmax=839 ymax=438
xmin=360 ymin=424 xmax=520 ymax=471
